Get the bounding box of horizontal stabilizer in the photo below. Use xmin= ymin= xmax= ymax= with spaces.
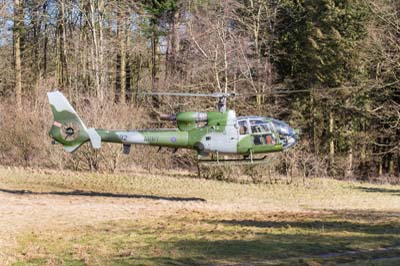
xmin=87 ymin=128 xmax=101 ymax=149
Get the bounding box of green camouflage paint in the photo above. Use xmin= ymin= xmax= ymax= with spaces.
xmin=48 ymin=91 xmax=297 ymax=156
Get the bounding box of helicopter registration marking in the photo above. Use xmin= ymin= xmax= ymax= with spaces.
xmin=144 ymin=136 xmax=159 ymax=142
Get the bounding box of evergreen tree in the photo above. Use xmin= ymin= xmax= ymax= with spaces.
xmin=273 ymin=0 xmax=368 ymax=89
xmin=273 ymin=0 xmax=369 ymax=175
xmin=140 ymin=0 xmax=180 ymax=106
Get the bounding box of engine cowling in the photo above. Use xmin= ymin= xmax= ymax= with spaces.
xmin=159 ymin=111 xmax=209 ymax=131
xmin=176 ymin=112 xmax=208 ymax=131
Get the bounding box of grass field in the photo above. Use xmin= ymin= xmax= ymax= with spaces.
xmin=0 ymin=167 xmax=400 ymax=265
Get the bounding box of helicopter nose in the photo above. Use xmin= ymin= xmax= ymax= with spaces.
xmin=271 ymin=119 xmax=299 ymax=149
xmin=283 ymin=128 xmax=298 ymax=149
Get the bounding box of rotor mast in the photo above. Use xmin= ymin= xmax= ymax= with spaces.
xmin=217 ymin=95 xmax=227 ymax=112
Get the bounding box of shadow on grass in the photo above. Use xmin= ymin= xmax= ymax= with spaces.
xmin=132 ymin=210 xmax=400 ymax=266
xmin=355 ymin=186 xmax=400 ymax=196
xmin=0 ymin=188 xmax=206 ymax=202
xmin=121 ymin=235 xmax=400 ymax=266
xmin=159 ymin=236 xmax=400 ymax=265
xmin=15 ymin=209 xmax=400 ymax=266
xmin=216 ymin=217 xmax=400 ymax=235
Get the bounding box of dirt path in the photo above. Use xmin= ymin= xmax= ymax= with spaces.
xmin=0 ymin=190 xmax=208 ymax=265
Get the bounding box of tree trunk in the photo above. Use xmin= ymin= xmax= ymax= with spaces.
xmin=151 ymin=26 xmax=157 ymax=90
xmin=98 ymin=0 xmax=105 ymax=99
xmin=133 ymin=54 xmax=142 ymax=104
xmin=328 ymin=109 xmax=335 ymax=175
xmin=13 ymin=0 xmax=22 ymax=110
xmin=32 ymin=2 xmax=41 ymax=106
xmin=151 ymin=20 xmax=159 ymax=108
xmin=126 ymin=32 xmax=132 ymax=103
xmin=347 ymin=145 xmax=353 ymax=177
xmin=166 ymin=10 xmax=180 ymax=77
xmin=346 ymin=114 xmax=354 ymax=177
xmin=389 ymin=137 xmax=395 ymax=176
xmin=116 ymin=4 xmax=126 ymax=103
xmin=89 ymin=0 xmax=102 ymax=100
xmin=59 ymin=0 xmax=69 ymax=91
xmin=79 ymin=4 xmax=86 ymax=90
xmin=310 ymin=90 xmax=319 ymax=155
xmin=359 ymin=100 xmax=370 ymax=179
xmin=42 ymin=2 xmax=48 ymax=79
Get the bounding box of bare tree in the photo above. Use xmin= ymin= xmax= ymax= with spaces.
xmin=13 ymin=0 xmax=22 ymax=109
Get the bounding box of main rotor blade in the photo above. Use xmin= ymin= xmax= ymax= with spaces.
xmin=140 ymin=90 xmax=304 ymax=98
xmin=135 ymin=85 xmax=366 ymax=99
xmin=141 ymin=92 xmax=238 ymax=98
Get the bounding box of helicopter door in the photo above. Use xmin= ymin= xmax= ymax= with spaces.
xmin=203 ymin=111 xmax=239 ymax=154
xmin=224 ymin=123 xmax=239 ymax=153
xmin=203 ymin=124 xmax=238 ymax=154
xmin=250 ymin=120 xmax=276 ymax=147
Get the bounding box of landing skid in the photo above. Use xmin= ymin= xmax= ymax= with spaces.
xmin=197 ymin=148 xmax=273 ymax=166
xmin=197 ymin=156 xmax=269 ymax=166
xmin=196 ymin=153 xmax=276 ymax=179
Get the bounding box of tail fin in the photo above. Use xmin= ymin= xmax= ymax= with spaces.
xmin=47 ymin=91 xmax=101 ymax=152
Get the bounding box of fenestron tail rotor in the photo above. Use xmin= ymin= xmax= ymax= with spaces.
xmin=60 ymin=122 xmax=81 ymax=141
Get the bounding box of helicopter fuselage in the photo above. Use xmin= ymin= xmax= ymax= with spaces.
xmin=47 ymin=91 xmax=298 ymax=156
xmin=67 ymin=110 xmax=297 ymax=156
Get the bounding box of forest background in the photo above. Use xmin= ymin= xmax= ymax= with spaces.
xmin=0 ymin=0 xmax=399 ymax=181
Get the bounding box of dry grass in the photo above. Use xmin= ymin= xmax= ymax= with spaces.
xmin=0 ymin=167 xmax=399 ymax=265
xmin=1 ymin=167 xmax=399 ymax=211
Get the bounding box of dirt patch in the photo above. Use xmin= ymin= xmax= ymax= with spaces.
xmin=0 ymin=191 xmax=208 ymax=265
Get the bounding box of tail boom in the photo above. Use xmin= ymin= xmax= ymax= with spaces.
xmin=48 ymin=91 xmax=189 ymax=153
xmin=97 ymin=129 xmax=189 ymax=148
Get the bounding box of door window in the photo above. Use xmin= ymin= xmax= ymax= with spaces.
xmin=250 ymin=120 xmax=267 ymax=133
xmin=238 ymin=120 xmax=249 ymax=135
xmin=253 ymin=134 xmax=276 ymax=145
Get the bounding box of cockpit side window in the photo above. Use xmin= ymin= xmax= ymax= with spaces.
xmin=250 ymin=120 xmax=266 ymax=134
xmin=266 ymin=121 xmax=275 ymax=133
xmin=238 ymin=120 xmax=249 ymax=135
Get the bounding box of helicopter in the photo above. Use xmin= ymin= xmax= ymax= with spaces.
xmin=47 ymin=91 xmax=299 ymax=164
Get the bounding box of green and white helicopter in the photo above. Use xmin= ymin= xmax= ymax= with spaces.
xmin=47 ymin=91 xmax=298 ymax=164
